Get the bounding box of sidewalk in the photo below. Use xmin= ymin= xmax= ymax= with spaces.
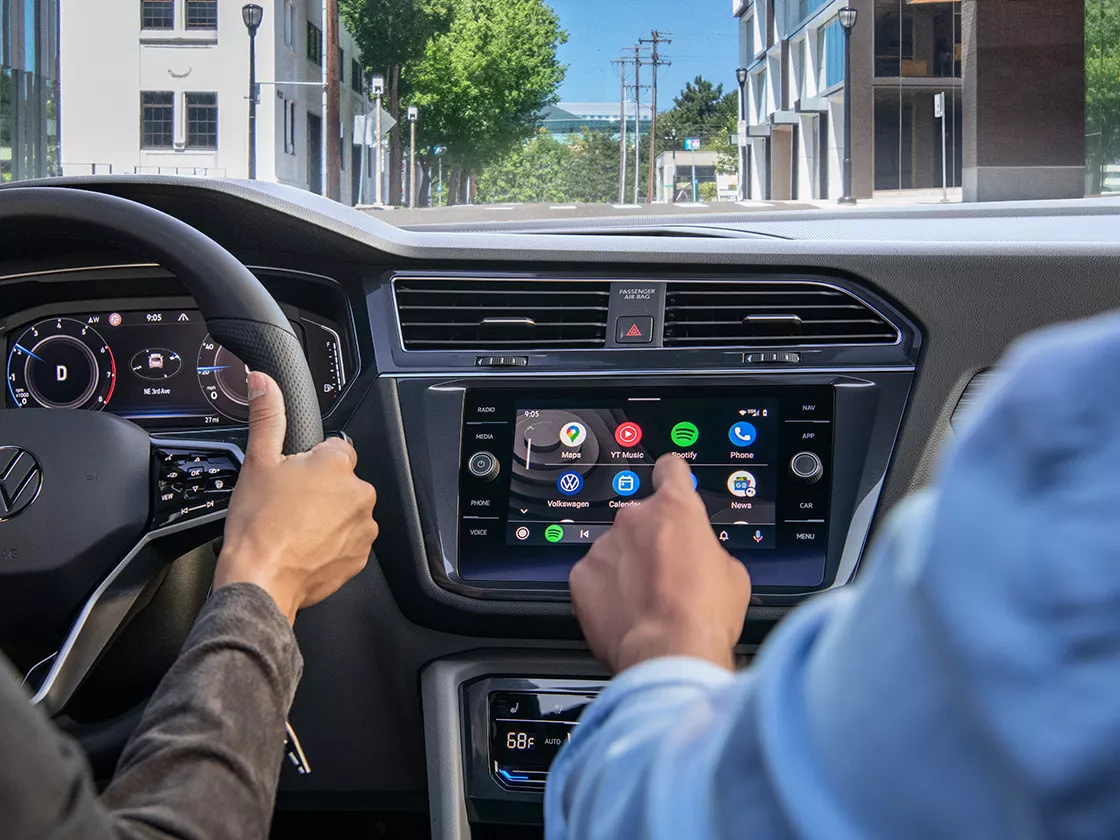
xmin=802 ymin=187 xmax=963 ymax=208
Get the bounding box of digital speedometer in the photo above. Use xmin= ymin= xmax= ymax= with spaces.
xmin=6 ymin=308 xmax=347 ymax=428
xmin=6 ymin=317 xmax=116 ymax=410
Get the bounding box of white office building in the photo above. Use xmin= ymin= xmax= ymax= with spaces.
xmin=60 ymin=0 xmax=377 ymax=203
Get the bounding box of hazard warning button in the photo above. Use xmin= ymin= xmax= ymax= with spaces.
xmin=615 ymin=316 xmax=654 ymax=344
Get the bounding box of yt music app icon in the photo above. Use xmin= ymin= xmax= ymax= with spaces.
xmin=614 ymin=421 xmax=642 ymax=448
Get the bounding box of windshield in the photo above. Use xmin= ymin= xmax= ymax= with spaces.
xmin=1 ymin=0 xmax=1113 ymax=224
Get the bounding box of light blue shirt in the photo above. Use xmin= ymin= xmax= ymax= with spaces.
xmin=546 ymin=312 xmax=1120 ymax=839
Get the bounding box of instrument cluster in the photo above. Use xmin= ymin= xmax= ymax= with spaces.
xmin=5 ymin=307 xmax=347 ymax=428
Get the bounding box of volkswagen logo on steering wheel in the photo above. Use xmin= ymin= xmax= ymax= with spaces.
xmin=0 ymin=447 xmax=43 ymax=522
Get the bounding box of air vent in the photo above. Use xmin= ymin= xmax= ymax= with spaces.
xmin=394 ymin=277 xmax=610 ymax=350
xmin=663 ymin=281 xmax=899 ymax=347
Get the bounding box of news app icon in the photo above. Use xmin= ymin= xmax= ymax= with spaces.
xmin=559 ymin=421 xmax=587 ymax=447
xmin=557 ymin=471 xmax=584 ymax=496
xmin=727 ymin=470 xmax=757 ymax=498
xmin=612 ymin=470 xmax=640 ymax=497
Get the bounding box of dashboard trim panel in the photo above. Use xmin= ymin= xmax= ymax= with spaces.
xmin=396 ymin=369 xmax=913 ymax=608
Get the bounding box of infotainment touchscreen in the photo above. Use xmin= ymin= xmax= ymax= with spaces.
xmin=458 ymin=387 xmax=833 ymax=591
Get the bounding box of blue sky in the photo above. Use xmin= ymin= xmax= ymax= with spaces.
xmin=546 ymin=0 xmax=739 ymax=108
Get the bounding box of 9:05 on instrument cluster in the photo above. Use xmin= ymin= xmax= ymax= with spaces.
xmin=5 ymin=309 xmax=346 ymax=428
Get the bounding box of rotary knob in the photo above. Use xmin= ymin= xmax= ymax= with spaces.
xmin=468 ymin=451 xmax=500 ymax=482
xmin=789 ymin=451 xmax=824 ymax=485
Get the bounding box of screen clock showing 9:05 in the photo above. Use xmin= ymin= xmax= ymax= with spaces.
xmin=5 ymin=309 xmax=347 ymax=428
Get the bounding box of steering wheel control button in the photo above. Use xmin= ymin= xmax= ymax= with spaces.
xmin=615 ymin=316 xmax=654 ymax=344
xmin=790 ymin=451 xmax=825 ymax=485
xmin=152 ymin=446 xmax=242 ymax=527
xmin=468 ymin=451 xmax=500 ymax=482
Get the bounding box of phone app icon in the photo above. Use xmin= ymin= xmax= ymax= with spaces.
xmin=670 ymin=421 xmax=699 ymax=447
xmin=729 ymin=421 xmax=758 ymax=447
xmin=727 ymin=470 xmax=757 ymax=498
xmin=614 ymin=421 xmax=643 ymax=447
xmin=560 ymin=421 xmax=587 ymax=447
xmin=544 ymin=524 xmax=565 ymax=543
xmin=557 ymin=471 xmax=584 ymax=496
xmin=612 ymin=470 xmax=640 ymax=497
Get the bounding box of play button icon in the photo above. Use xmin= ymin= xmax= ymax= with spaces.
xmin=614 ymin=421 xmax=643 ymax=448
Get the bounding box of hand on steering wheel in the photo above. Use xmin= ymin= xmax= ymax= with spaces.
xmin=215 ymin=372 xmax=377 ymax=624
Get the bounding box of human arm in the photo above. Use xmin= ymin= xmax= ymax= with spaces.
xmin=0 ymin=372 xmax=378 ymax=839
xmin=548 ymin=312 xmax=1120 ymax=839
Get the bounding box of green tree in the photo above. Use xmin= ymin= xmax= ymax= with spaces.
xmin=475 ymin=130 xmax=572 ymax=202
xmin=406 ymin=0 xmax=567 ymax=203
xmin=340 ymin=0 xmax=451 ymax=203
xmin=562 ymin=131 xmax=626 ymax=203
xmin=656 ymin=76 xmax=738 ymax=153
xmin=1086 ymin=0 xmax=1120 ymax=192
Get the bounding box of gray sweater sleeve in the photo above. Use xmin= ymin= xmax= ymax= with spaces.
xmin=0 ymin=582 xmax=303 ymax=840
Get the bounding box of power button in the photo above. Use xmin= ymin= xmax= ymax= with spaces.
xmin=468 ymin=451 xmax=500 ymax=482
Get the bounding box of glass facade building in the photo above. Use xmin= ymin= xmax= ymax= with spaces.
xmin=736 ymin=0 xmax=962 ymax=201
xmin=872 ymin=0 xmax=962 ymax=190
xmin=1 ymin=0 xmax=60 ymax=183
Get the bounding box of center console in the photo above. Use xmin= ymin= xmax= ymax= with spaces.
xmin=377 ymin=271 xmax=920 ymax=836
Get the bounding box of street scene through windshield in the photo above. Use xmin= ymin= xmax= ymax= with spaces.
xmin=1 ymin=0 xmax=1114 ymax=223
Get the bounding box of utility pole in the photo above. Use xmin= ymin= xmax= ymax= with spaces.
xmin=640 ymin=31 xmax=671 ymax=203
xmin=325 ymin=0 xmax=341 ymax=201
xmin=632 ymin=44 xmax=641 ymax=204
xmin=612 ymin=57 xmax=627 ymax=204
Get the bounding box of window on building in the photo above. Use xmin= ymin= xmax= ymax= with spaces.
xmin=185 ymin=0 xmax=217 ymax=30
xmin=874 ymin=0 xmax=961 ymax=79
xmin=186 ymin=91 xmax=217 ymax=149
xmin=339 ymin=48 xmax=345 ymax=84
xmin=141 ymin=0 xmax=174 ymax=30
xmin=284 ymin=98 xmax=297 ymax=154
xmin=351 ymin=59 xmax=364 ymax=94
xmin=339 ymin=120 xmax=345 ymax=171
xmin=283 ymin=0 xmax=296 ymax=47
xmin=818 ymin=18 xmax=845 ymax=90
xmin=141 ymin=91 xmax=174 ymax=148
xmin=307 ymin=21 xmax=322 ymax=65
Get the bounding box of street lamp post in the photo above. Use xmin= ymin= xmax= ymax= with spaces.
xmin=837 ymin=6 xmax=858 ymax=205
xmin=407 ymin=105 xmax=419 ymax=208
xmin=736 ymin=66 xmax=748 ymax=201
xmin=242 ymin=4 xmax=264 ymax=180
xmin=371 ymin=75 xmax=384 ymax=206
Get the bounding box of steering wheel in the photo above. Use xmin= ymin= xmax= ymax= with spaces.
xmin=0 ymin=187 xmax=324 ymax=716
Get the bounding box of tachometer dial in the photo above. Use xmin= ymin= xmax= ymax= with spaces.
xmin=6 ymin=317 xmax=116 ymax=410
xmin=196 ymin=336 xmax=249 ymax=421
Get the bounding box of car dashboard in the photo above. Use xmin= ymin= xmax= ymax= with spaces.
xmin=2 ymin=176 xmax=1120 ymax=838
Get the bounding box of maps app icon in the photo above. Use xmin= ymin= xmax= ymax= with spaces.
xmin=560 ymin=421 xmax=587 ymax=447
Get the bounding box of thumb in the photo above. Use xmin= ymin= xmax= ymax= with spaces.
xmin=246 ymin=371 xmax=286 ymax=462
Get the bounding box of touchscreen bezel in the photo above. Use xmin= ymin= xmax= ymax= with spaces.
xmin=456 ymin=385 xmax=835 ymax=595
